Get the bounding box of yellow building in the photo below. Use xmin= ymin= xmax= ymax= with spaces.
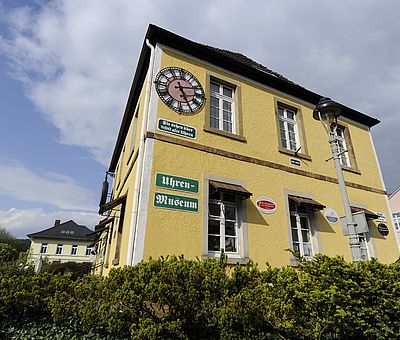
xmin=93 ymin=25 xmax=399 ymax=276
xmin=28 ymin=219 xmax=95 ymax=271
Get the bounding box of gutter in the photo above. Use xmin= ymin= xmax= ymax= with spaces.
xmin=126 ymin=39 xmax=155 ymax=266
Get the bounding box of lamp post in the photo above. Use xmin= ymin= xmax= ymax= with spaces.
xmin=313 ymin=97 xmax=361 ymax=262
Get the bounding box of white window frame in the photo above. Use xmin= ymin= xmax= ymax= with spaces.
xmin=208 ymin=192 xmax=240 ymax=256
xmin=393 ymin=213 xmax=400 ymax=231
xmin=358 ymin=233 xmax=371 ymax=260
xmin=289 ymin=201 xmax=314 ymax=259
xmin=278 ymin=105 xmax=300 ymax=152
xmin=55 ymin=244 xmax=63 ymax=255
xmin=71 ymin=244 xmax=78 ymax=256
xmin=331 ymin=125 xmax=351 ymax=167
xmin=40 ymin=243 xmax=48 ymax=254
xmin=210 ymin=81 xmax=236 ymax=133
xmin=85 ymin=246 xmax=92 ymax=256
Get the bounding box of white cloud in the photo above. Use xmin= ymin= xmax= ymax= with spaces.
xmin=0 ymin=0 xmax=399 ymax=191
xmin=0 ymin=160 xmax=97 ymax=211
xmin=0 ymin=208 xmax=102 ymax=238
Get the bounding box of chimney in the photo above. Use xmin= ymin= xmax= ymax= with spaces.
xmin=54 ymin=219 xmax=61 ymax=227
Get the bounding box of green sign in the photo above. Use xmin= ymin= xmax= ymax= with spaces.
xmin=156 ymin=173 xmax=199 ymax=193
xmin=158 ymin=118 xmax=196 ymax=139
xmin=154 ymin=192 xmax=199 ymax=212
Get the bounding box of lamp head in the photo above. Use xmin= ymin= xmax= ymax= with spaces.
xmin=313 ymin=97 xmax=342 ymax=122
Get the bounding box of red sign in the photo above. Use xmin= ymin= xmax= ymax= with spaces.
xmin=256 ymin=197 xmax=277 ymax=214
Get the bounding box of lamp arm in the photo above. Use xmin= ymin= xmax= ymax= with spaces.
xmin=318 ymin=111 xmax=330 ymax=134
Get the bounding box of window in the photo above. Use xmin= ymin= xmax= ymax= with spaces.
xmin=210 ymin=81 xmax=235 ymax=133
xmin=331 ymin=125 xmax=350 ymax=167
xmin=85 ymin=246 xmax=92 ymax=256
xmin=289 ymin=200 xmax=314 ymax=258
xmin=40 ymin=243 xmax=48 ymax=254
xmin=208 ymin=189 xmax=240 ymax=254
xmin=358 ymin=233 xmax=370 ymax=260
xmin=71 ymin=245 xmax=78 ymax=256
xmin=278 ymin=105 xmax=300 ymax=152
xmin=55 ymin=244 xmax=63 ymax=255
xmin=393 ymin=213 xmax=400 ymax=231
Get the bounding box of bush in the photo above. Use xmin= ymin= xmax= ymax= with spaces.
xmin=0 ymin=254 xmax=399 ymax=339
xmin=42 ymin=261 xmax=92 ymax=279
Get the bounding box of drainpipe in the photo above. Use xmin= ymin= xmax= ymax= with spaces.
xmin=126 ymin=39 xmax=155 ymax=265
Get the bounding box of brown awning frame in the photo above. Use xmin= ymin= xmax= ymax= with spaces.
xmin=99 ymin=195 xmax=127 ymax=214
xmin=351 ymin=206 xmax=379 ymax=220
xmin=288 ymin=195 xmax=326 ymax=210
xmin=209 ymin=180 xmax=252 ymax=200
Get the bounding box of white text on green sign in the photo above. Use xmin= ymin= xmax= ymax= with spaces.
xmin=154 ymin=192 xmax=199 ymax=212
xmin=156 ymin=173 xmax=199 ymax=193
xmin=158 ymin=118 xmax=196 ymax=139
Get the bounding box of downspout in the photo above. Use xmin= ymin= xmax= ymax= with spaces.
xmin=126 ymin=39 xmax=155 ymax=265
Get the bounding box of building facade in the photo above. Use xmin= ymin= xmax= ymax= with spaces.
xmin=389 ymin=187 xmax=400 ymax=248
xmin=94 ymin=25 xmax=399 ymax=276
xmin=28 ymin=219 xmax=95 ymax=270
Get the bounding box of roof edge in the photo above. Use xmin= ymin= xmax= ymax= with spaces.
xmin=108 ymin=24 xmax=381 ymax=172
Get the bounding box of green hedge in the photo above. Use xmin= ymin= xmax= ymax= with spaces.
xmin=1 ymin=255 xmax=399 ymax=339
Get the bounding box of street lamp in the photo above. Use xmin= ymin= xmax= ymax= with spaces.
xmin=313 ymin=97 xmax=361 ymax=262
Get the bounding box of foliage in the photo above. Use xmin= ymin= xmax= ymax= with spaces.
xmin=0 ymin=254 xmax=399 ymax=339
xmin=42 ymin=261 xmax=92 ymax=279
xmin=0 ymin=227 xmax=30 ymax=253
xmin=0 ymin=243 xmax=19 ymax=263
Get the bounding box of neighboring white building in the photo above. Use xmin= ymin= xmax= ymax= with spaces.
xmin=389 ymin=187 xmax=400 ymax=249
xmin=27 ymin=219 xmax=95 ymax=270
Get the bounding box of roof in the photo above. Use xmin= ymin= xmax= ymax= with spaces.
xmin=27 ymin=220 xmax=95 ymax=242
xmin=109 ymin=24 xmax=380 ymax=172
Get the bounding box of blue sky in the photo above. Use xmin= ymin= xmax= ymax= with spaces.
xmin=0 ymin=0 xmax=399 ymax=237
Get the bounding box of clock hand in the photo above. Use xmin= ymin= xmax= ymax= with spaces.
xmin=176 ymin=82 xmax=193 ymax=112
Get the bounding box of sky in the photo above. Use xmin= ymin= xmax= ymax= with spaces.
xmin=0 ymin=0 xmax=399 ymax=238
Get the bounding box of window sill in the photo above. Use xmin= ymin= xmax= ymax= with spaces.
xmin=112 ymin=258 xmax=120 ymax=266
xmin=278 ymin=147 xmax=312 ymax=161
xmin=342 ymin=166 xmax=361 ymax=175
xmin=201 ymin=254 xmax=251 ymax=265
xmin=203 ymin=126 xmax=247 ymax=143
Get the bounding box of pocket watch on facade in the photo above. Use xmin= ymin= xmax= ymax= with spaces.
xmin=154 ymin=67 xmax=205 ymax=114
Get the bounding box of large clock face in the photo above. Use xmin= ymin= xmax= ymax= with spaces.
xmin=154 ymin=67 xmax=205 ymax=114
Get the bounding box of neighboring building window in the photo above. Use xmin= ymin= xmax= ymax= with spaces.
xmin=55 ymin=244 xmax=63 ymax=255
xmin=289 ymin=199 xmax=314 ymax=258
xmin=85 ymin=246 xmax=92 ymax=256
xmin=331 ymin=125 xmax=350 ymax=167
xmin=71 ymin=245 xmax=78 ymax=256
xmin=393 ymin=213 xmax=400 ymax=231
xmin=210 ymin=81 xmax=235 ymax=133
xmin=278 ymin=105 xmax=300 ymax=152
xmin=40 ymin=243 xmax=48 ymax=254
xmin=208 ymin=190 xmax=240 ymax=254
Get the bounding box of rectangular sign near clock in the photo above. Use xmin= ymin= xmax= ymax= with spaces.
xmin=158 ymin=118 xmax=197 ymax=139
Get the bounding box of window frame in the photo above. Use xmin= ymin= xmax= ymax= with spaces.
xmin=202 ymin=176 xmax=250 ymax=264
xmin=289 ymin=200 xmax=314 ymax=259
xmin=274 ymin=100 xmax=311 ymax=160
xmin=393 ymin=213 xmax=400 ymax=231
xmin=40 ymin=243 xmax=48 ymax=254
xmin=71 ymin=244 xmax=78 ymax=256
xmin=85 ymin=246 xmax=92 ymax=256
xmin=278 ymin=106 xmax=300 ymax=152
xmin=210 ymin=81 xmax=236 ymax=134
xmin=208 ymin=192 xmax=240 ymax=256
xmin=204 ymin=73 xmax=246 ymax=142
xmin=55 ymin=244 xmax=63 ymax=255
xmin=330 ymin=123 xmax=360 ymax=174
